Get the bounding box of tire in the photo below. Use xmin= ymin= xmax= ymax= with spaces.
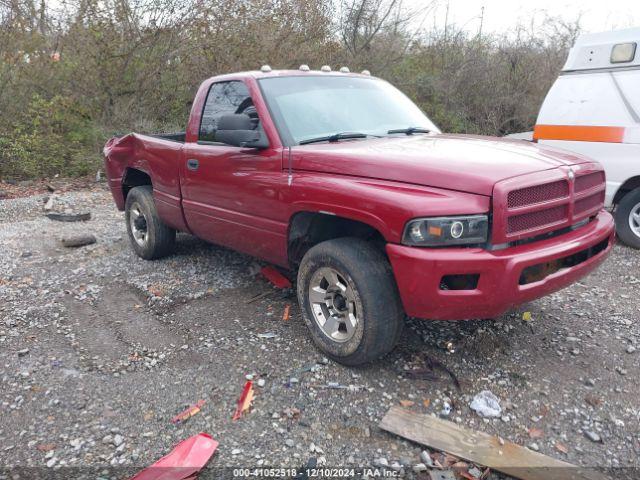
xmin=124 ymin=185 xmax=176 ymax=259
xmin=297 ymin=237 xmax=404 ymax=366
xmin=615 ymin=187 xmax=640 ymax=249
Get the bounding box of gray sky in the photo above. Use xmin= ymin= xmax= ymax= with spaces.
xmin=420 ymin=0 xmax=638 ymax=35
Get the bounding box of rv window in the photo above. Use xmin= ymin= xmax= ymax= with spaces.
xmin=611 ymin=43 xmax=636 ymax=64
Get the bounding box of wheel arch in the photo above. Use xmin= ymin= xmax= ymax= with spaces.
xmin=122 ymin=167 xmax=152 ymax=202
xmin=613 ymin=176 xmax=640 ymax=205
xmin=287 ymin=211 xmax=388 ymax=268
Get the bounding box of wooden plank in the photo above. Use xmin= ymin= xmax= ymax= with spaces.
xmin=379 ymin=406 xmax=610 ymax=480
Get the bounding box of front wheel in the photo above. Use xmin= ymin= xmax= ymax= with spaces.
xmin=615 ymin=187 xmax=640 ymax=249
xmin=297 ymin=237 xmax=404 ymax=366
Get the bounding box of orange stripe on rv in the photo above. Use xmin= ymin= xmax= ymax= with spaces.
xmin=533 ymin=125 xmax=625 ymax=143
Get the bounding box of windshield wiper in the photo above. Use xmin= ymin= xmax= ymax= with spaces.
xmin=299 ymin=132 xmax=370 ymax=145
xmin=387 ymin=127 xmax=431 ymax=135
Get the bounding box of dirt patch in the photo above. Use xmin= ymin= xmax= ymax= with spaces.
xmin=63 ymin=284 xmax=185 ymax=367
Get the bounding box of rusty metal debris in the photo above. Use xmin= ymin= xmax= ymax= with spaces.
xmin=171 ymin=399 xmax=205 ymax=424
xmin=46 ymin=212 xmax=91 ymax=222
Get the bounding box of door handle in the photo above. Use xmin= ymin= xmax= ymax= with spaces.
xmin=186 ymin=158 xmax=199 ymax=171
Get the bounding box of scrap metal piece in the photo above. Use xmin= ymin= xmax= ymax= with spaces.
xmin=260 ymin=266 xmax=292 ymax=289
xmin=128 ymin=432 xmax=218 ymax=480
xmin=232 ymin=381 xmax=254 ymax=420
xmin=171 ymin=399 xmax=205 ymax=425
xmin=46 ymin=212 xmax=91 ymax=222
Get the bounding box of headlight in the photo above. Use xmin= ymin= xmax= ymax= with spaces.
xmin=403 ymin=215 xmax=489 ymax=246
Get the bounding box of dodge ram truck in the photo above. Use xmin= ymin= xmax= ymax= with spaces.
xmin=104 ymin=66 xmax=615 ymax=365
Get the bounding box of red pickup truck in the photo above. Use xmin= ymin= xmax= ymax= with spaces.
xmin=104 ymin=67 xmax=615 ymax=365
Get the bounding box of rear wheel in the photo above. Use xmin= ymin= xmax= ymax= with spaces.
xmin=297 ymin=237 xmax=404 ymax=366
xmin=125 ymin=186 xmax=176 ymax=259
xmin=615 ymin=188 xmax=640 ymax=249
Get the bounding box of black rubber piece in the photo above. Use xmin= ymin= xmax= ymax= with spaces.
xmin=297 ymin=237 xmax=404 ymax=366
xmin=125 ymin=186 xmax=176 ymax=260
xmin=615 ymin=187 xmax=640 ymax=249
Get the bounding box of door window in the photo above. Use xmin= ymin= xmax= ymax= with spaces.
xmin=199 ymin=81 xmax=258 ymax=142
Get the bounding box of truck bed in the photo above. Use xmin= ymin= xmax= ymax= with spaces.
xmin=150 ymin=132 xmax=186 ymax=143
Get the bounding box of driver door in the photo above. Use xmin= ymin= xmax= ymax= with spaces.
xmin=181 ymin=80 xmax=288 ymax=265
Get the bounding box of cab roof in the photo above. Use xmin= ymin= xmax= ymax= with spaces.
xmin=207 ymin=68 xmax=379 ymax=83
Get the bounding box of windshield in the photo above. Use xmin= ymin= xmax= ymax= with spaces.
xmin=258 ymin=75 xmax=440 ymax=145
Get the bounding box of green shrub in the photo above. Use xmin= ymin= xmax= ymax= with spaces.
xmin=0 ymin=95 xmax=104 ymax=179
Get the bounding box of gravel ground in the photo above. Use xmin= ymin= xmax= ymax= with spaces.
xmin=0 ymin=186 xmax=638 ymax=479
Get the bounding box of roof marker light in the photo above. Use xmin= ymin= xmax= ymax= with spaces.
xmin=260 ymin=65 xmax=272 ymax=72
xmin=339 ymin=66 xmax=350 ymax=73
xmin=299 ymin=64 xmax=310 ymax=71
xmin=320 ymin=65 xmax=332 ymax=72
xmin=361 ymin=69 xmax=371 ymax=76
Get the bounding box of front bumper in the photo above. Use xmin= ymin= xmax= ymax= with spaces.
xmin=386 ymin=210 xmax=615 ymax=320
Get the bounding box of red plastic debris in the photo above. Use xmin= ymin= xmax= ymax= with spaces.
xmin=232 ymin=380 xmax=255 ymax=420
xmin=171 ymin=399 xmax=205 ymax=424
xmin=260 ymin=266 xmax=292 ymax=289
xmin=128 ymin=432 xmax=218 ymax=480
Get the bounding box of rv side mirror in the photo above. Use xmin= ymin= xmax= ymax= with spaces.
xmin=215 ymin=114 xmax=268 ymax=149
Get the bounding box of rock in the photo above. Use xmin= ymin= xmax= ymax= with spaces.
xmin=470 ymin=390 xmax=502 ymax=417
xmin=257 ymin=378 xmax=266 ymax=387
xmin=389 ymin=461 xmax=402 ymax=472
xmin=5 ymin=319 xmax=16 ymax=328
xmin=413 ymin=463 xmax=427 ymax=472
xmin=626 ymin=345 xmax=636 ymax=354
xmin=585 ymin=378 xmax=596 ymax=387
xmin=529 ymin=443 xmax=539 ymax=451
xmin=468 ymin=466 xmax=483 ymax=478
xmin=43 ymin=196 xmax=55 ymax=210
xmin=419 ymin=451 xmax=433 ymax=467
xmin=374 ymin=457 xmax=389 ymax=468
xmin=615 ymin=366 xmax=627 ymax=376
xmin=285 ymin=439 xmax=295 ymax=448
xmin=61 ymin=234 xmax=97 ymax=248
xmin=46 ymin=457 xmax=57 ymax=468
xmin=102 ymin=435 xmax=113 ymax=445
xmin=231 ymin=448 xmax=241 ymax=455
xmin=17 ymin=348 xmax=29 ymax=357
xmin=584 ymin=431 xmax=601 ymax=443
xmin=112 ymin=434 xmax=124 ymax=447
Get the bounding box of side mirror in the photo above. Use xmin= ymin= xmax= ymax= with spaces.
xmin=215 ymin=114 xmax=268 ymax=149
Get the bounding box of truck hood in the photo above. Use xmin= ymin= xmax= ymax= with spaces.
xmin=290 ymin=134 xmax=592 ymax=196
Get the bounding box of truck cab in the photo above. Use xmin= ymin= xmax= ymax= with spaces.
xmin=534 ymin=28 xmax=640 ymax=248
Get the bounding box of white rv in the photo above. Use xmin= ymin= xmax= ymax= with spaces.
xmin=534 ymin=28 xmax=640 ymax=248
